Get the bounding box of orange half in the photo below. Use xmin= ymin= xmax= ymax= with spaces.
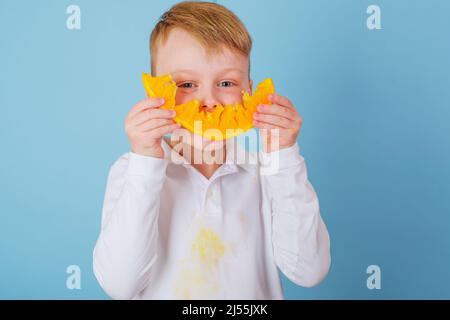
xmin=142 ymin=73 xmax=275 ymax=140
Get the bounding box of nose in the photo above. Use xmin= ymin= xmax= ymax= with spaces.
xmin=199 ymin=87 xmax=219 ymax=111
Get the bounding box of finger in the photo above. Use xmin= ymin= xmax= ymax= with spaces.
xmin=253 ymin=119 xmax=283 ymax=130
xmin=145 ymin=123 xmax=181 ymax=139
xmin=127 ymin=98 xmax=165 ymax=118
xmin=269 ymin=94 xmax=295 ymax=110
xmin=131 ymin=108 xmax=176 ymax=126
xmin=253 ymin=112 xmax=295 ymax=129
xmin=256 ymin=104 xmax=297 ymax=120
xmin=137 ymin=118 xmax=176 ymax=132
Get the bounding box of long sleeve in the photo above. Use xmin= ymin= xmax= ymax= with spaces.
xmin=93 ymin=152 xmax=168 ymax=299
xmin=260 ymin=143 xmax=331 ymax=288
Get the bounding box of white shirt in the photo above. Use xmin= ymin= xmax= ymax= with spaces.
xmin=93 ymin=137 xmax=331 ymax=300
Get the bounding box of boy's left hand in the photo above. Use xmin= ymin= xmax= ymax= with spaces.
xmin=253 ymin=94 xmax=303 ymax=153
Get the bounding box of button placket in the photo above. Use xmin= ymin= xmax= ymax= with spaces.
xmin=202 ymin=165 xmax=238 ymax=217
xmin=202 ymin=181 xmax=221 ymax=217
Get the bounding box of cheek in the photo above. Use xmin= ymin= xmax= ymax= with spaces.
xmin=219 ymin=91 xmax=244 ymax=105
xmin=175 ymin=92 xmax=195 ymax=104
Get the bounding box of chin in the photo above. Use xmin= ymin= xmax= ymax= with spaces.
xmin=170 ymin=128 xmax=226 ymax=151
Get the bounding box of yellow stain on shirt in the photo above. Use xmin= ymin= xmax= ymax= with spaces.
xmin=191 ymin=228 xmax=225 ymax=267
xmin=173 ymin=225 xmax=226 ymax=299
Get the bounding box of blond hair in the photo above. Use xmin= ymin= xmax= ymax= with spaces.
xmin=150 ymin=1 xmax=252 ymax=74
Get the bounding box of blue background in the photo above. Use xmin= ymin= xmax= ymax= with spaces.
xmin=1 ymin=0 xmax=449 ymax=299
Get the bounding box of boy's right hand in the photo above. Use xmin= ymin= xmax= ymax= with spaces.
xmin=125 ymin=98 xmax=180 ymax=158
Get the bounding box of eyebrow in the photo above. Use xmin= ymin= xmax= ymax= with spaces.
xmin=220 ymin=68 xmax=244 ymax=75
xmin=171 ymin=68 xmax=244 ymax=77
xmin=170 ymin=69 xmax=199 ymax=79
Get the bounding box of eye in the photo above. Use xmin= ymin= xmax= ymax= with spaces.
xmin=218 ymin=80 xmax=235 ymax=88
xmin=178 ymin=82 xmax=196 ymax=89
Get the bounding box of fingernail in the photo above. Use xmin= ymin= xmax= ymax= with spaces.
xmin=257 ymin=105 xmax=264 ymax=111
xmin=171 ymin=110 xmax=176 ymax=116
xmin=253 ymin=113 xmax=259 ymax=119
xmin=159 ymin=98 xmax=165 ymax=104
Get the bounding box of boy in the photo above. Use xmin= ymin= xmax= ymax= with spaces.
xmin=93 ymin=1 xmax=330 ymax=300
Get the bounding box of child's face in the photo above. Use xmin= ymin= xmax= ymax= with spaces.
xmin=153 ymin=28 xmax=253 ymax=150
xmin=154 ymin=28 xmax=252 ymax=109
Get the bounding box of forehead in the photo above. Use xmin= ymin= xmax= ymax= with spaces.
xmin=154 ymin=28 xmax=249 ymax=76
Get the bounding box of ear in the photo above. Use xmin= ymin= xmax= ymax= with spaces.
xmin=248 ymin=79 xmax=253 ymax=95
